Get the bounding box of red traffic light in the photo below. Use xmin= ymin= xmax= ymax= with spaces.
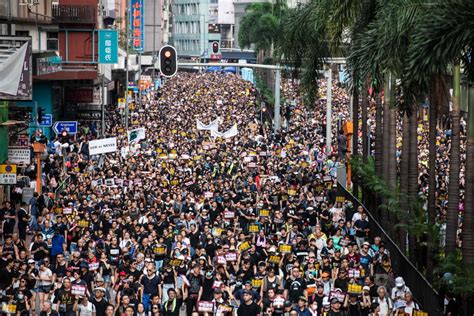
xmin=159 ymin=45 xmax=178 ymax=77
xmin=212 ymin=41 xmax=219 ymax=54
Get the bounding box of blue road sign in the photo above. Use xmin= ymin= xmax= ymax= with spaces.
xmin=39 ymin=114 xmax=52 ymax=127
xmin=53 ymin=121 xmax=78 ymax=134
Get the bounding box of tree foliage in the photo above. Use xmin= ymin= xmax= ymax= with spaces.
xmin=238 ymin=2 xmax=286 ymax=52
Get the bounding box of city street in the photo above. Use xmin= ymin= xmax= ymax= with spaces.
xmin=2 ymin=0 xmax=474 ymax=315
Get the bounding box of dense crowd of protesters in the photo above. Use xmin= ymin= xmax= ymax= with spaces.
xmin=0 ymin=72 xmax=435 ymax=316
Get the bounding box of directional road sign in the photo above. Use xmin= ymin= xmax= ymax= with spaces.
xmin=39 ymin=114 xmax=52 ymax=127
xmin=53 ymin=121 xmax=78 ymax=134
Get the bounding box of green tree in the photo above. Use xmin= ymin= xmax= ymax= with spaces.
xmin=238 ymin=2 xmax=286 ymax=53
xmin=406 ymin=0 xmax=474 ymax=267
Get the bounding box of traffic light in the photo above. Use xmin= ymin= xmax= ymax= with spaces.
xmin=37 ymin=107 xmax=45 ymax=124
xmin=159 ymin=45 xmax=177 ymax=77
xmin=212 ymin=41 xmax=219 ymax=54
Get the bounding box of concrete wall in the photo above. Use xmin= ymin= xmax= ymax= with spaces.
xmin=144 ymin=0 xmax=162 ymax=53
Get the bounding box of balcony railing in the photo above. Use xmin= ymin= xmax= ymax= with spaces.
xmin=52 ymin=5 xmax=97 ymax=24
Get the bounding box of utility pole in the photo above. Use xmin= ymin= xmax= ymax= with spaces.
xmin=326 ymin=67 xmax=333 ymax=155
xmin=138 ymin=51 xmax=142 ymax=109
xmin=101 ymin=74 xmax=105 ymax=136
xmin=274 ymin=64 xmax=281 ymax=132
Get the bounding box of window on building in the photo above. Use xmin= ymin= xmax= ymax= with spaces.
xmin=15 ymin=30 xmax=30 ymax=37
xmin=47 ymin=32 xmax=59 ymax=51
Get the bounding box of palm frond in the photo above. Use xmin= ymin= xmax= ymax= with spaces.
xmin=406 ymin=0 xmax=474 ymax=87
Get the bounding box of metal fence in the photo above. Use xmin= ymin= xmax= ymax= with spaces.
xmin=337 ymin=183 xmax=442 ymax=315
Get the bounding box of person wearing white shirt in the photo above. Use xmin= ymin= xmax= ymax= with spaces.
xmin=373 ymin=286 xmax=393 ymax=316
xmin=77 ymin=296 xmax=96 ymax=316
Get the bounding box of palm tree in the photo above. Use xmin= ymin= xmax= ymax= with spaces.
xmin=406 ymin=0 xmax=474 ymax=265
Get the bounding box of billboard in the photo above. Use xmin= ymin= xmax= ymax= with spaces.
xmin=130 ymin=0 xmax=145 ymax=52
xmin=0 ymin=37 xmax=32 ymax=101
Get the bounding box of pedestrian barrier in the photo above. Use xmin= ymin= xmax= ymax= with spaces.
xmin=337 ymin=182 xmax=442 ymax=315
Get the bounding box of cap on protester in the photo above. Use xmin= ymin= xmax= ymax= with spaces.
xmin=214 ymin=288 xmax=223 ymax=294
xmin=119 ymin=271 xmax=127 ymax=276
xmin=330 ymin=297 xmax=341 ymax=304
xmin=363 ymin=286 xmax=370 ymax=291
xmin=322 ymin=297 xmax=330 ymax=307
xmin=245 ymin=280 xmax=253 ymax=286
xmin=242 ymin=289 xmax=252 ymax=296
xmin=28 ymin=259 xmax=35 ymax=264
xmin=94 ymin=287 xmax=106 ymax=293
xmin=298 ymin=296 xmax=307 ymax=302
xmin=95 ymin=275 xmax=104 ymax=282
xmin=38 ymin=259 xmax=45 ymax=266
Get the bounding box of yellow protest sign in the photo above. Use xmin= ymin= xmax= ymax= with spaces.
xmin=249 ymin=224 xmax=259 ymax=233
xmin=251 ymin=279 xmax=263 ymax=288
xmin=153 ymin=246 xmax=167 ymax=255
xmin=259 ymin=209 xmax=270 ymax=217
xmin=279 ymin=244 xmax=292 ymax=253
xmin=169 ymin=259 xmax=183 ymax=267
xmin=268 ymin=255 xmax=282 ymax=264
xmin=336 ymin=196 xmax=345 ymax=203
xmin=238 ymin=241 xmax=251 ymax=252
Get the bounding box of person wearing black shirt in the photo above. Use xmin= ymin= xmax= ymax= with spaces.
xmin=13 ymin=278 xmax=33 ymax=316
xmin=237 ymin=290 xmax=261 ymax=316
xmin=53 ymin=278 xmax=77 ymax=316
xmin=284 ymin=267 xmax=307 ymax=304
xmin=185 ymin=264 xmax=203 ymax=316
xmin=2 ymin=201 xmax=16 ymax=236
xmin=92 ymin=287 xmax=108 ymax=316
xmin=30 ymin=233 xmax=49 ymax=261
xmin=328 ymin=297 xmax=345 ymax=316
xmin=17 ymin=203 xmax=29 ymax=241
xmin=140 ymin=265 xmax=161 ymax=310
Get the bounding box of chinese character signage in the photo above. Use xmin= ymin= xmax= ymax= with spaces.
xmin=37 ymin=56 xmax=62 ymax=75
xmin=130 ymin=0 xmax=144 ymax=52
xmin=98 ymin=30 xmax=118 ymax=64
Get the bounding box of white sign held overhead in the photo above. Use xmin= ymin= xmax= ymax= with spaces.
xmin=196 ymin=119 xmax=219 ymax=131
xmin=8 ymin=148 xmax=31 ymax=165
xmin=89 ymin=137 xmax=117 ymax=156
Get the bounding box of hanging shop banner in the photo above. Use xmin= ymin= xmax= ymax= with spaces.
xmin=0 ymin=37 xmax=32 ymax=101
xmin=89 ymin=137 xmax=117 ymax=156
xmin=130 ymin=0 xmax=145 ymax=52
xmin=98 ymin=30 xmax=118 ymax=64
